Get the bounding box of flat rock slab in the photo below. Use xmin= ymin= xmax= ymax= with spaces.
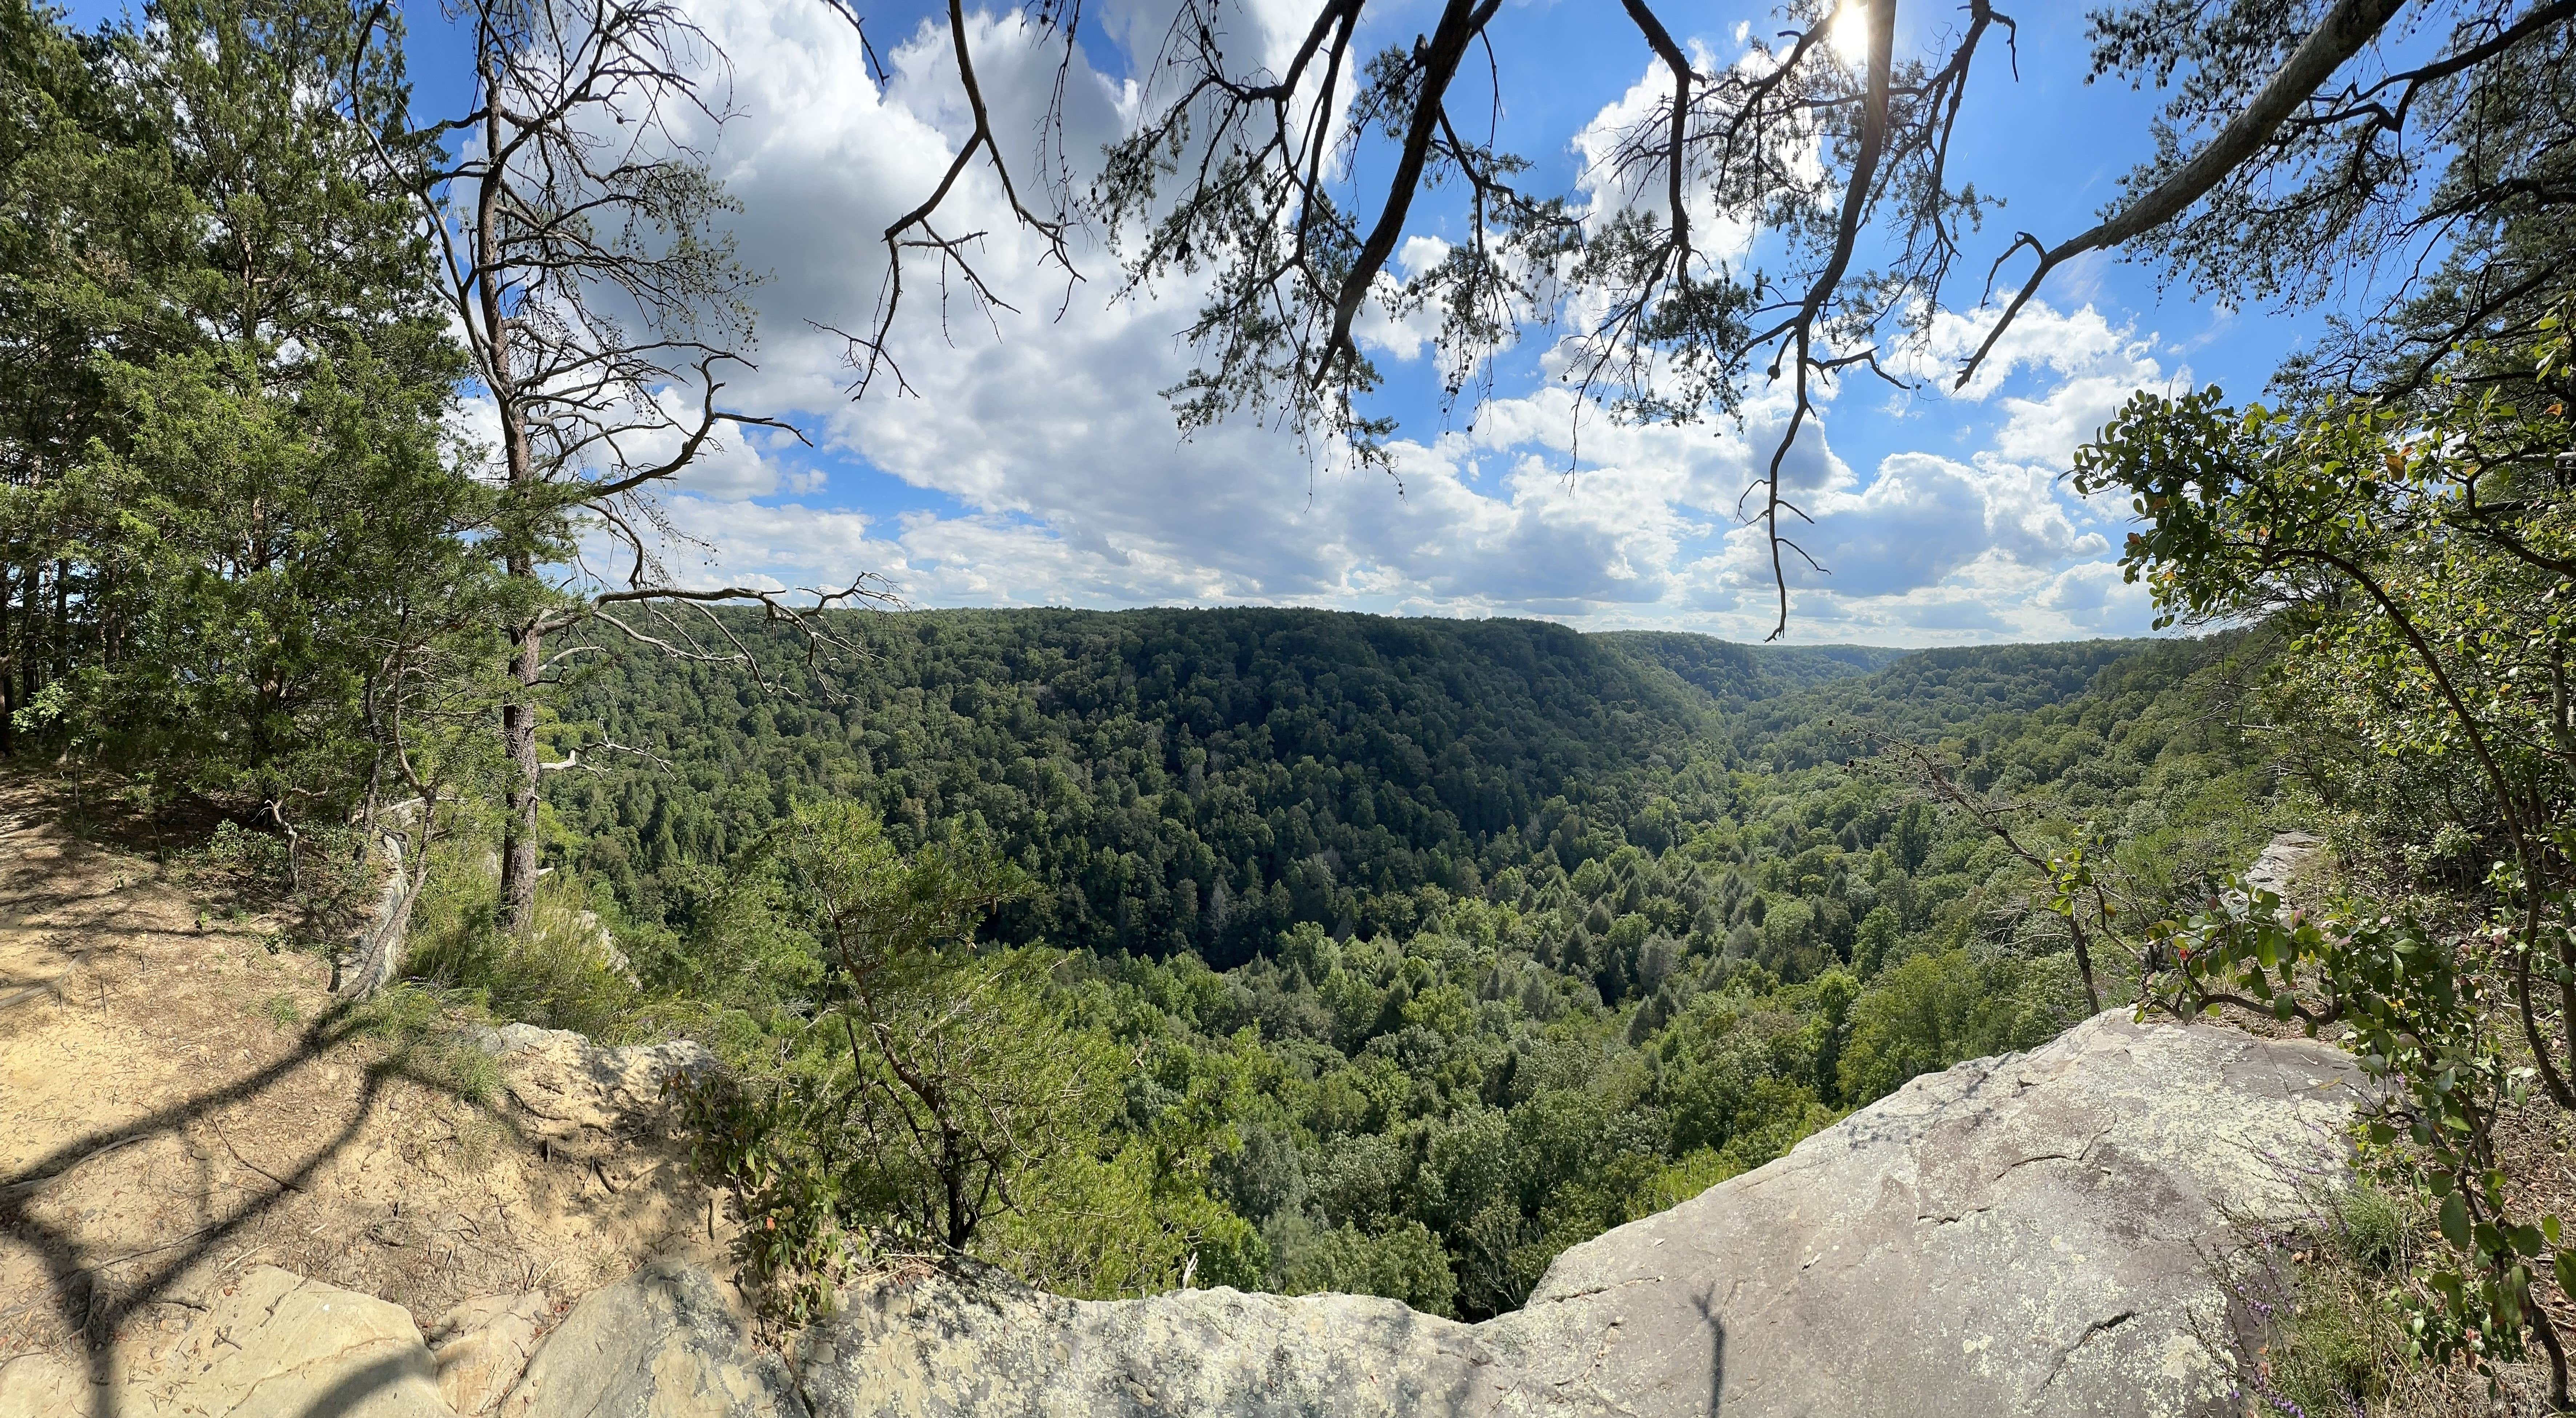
xmin=2245 ymin=832 xmax=2329 ymax=904
xmin=803 ymin=1013 xmax=2363 ymax=1418
xmin=496 ymin=1257 xmax=806 ymax=1418
xmin=801 ymin=1277 xmax=1524 ymax=1418
xmin=128 ymin=1265 xmax=452 ymax=1418
xmin=0 ymin=1353 xmax=93 ymax=1418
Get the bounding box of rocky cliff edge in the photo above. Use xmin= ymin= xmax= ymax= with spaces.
xmin=3 ymin=1011 xmax=2363 ymax=1418
xmin=808 ymin=1009 xmax=2362 ymax=1418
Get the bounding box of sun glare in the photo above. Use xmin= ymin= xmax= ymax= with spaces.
xmin=1830 ymin=1 xmax=1873 ymax=65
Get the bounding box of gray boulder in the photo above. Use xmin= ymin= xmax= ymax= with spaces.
xmin=799 ymin=1012 xmax=2362 ymax=1418
xmin=495 ymin=1257 xmax=806 ymax=1418
xmin=1489 ymin=1009 xmax=2359 ymax=1416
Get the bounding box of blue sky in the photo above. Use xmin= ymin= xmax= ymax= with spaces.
xmin=67 ymin=0 xmax=2329 ymax=644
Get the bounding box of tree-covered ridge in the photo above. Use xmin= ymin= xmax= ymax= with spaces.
xmin=1593 ymin=630 xmax=1902 ymax=709
xmin=1737 ymin=639 xmax=2157 ymax=772
xmin=559 ymin=608 xmax=1743 ymax=963
xmin=554 ymin=609 xmax=2221 ymax=975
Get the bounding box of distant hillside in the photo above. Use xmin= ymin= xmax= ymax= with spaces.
xmin=1593 ymin=631 xmax=1903 ymax=708
xmin=1737 ymin=640 xmax=2161 ymax=770
xmin=557 ymin=608 xmax=1747 ymax=962
xmin=551 ymin=610 xmax=2202 ymax=968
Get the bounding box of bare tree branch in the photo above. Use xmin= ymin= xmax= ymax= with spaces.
xmin=1958 ymin=0 xmax=2408 ymax=388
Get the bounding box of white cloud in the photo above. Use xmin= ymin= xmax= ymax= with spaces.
xmin=1351 ymin=237 xmax=1453 ymax=362
xmin=576 ymin=0 xmax=2166 ymax=647
xmin=1895 ymin=300 xmax=2184 ymax=468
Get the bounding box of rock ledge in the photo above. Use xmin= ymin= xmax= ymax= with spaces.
xmin=0 ymin=1012 xmax=2362 ymax=1418
xmin=802 ymin=1011 xmax=2362 ymax=1418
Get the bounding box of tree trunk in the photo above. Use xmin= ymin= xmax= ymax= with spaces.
xmin=944 ymin=1126 xmax=971 ymax=1250
xmin=499 ymin=565 xmax=541 ymax=936
xmin=0 ymin=564 xmax=15 ymax=757
xmin=51 ymin=557 xmax=67 ymax=683
xmin=480 ymin=113 xmax=543 ymax=936
xmin=21 ymin=561 xmax=41 ymax=715
xmin=2068 ymin=917 xmax=2103 ymax=1015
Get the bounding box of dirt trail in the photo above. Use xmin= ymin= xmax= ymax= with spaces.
xmin=0 ymin=776 xmax=722 ymax=1408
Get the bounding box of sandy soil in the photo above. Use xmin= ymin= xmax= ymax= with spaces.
xmin=0 ymin=774 xmax=723 ymax=1399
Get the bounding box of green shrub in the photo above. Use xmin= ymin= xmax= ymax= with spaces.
xmin=403 ymin=845 xmax=647 ymax=1042
xmin=196 ymin=818 xmax=379 ymax=933
xmin=1836 ymin=949 xmax=2087 ymax=1104
xmin=1630 ymin=1147 xmax=1746 ymax=1219
xmin=983 ymin=1140 xmax=1269 ymax=1300
xmin=1270 ymin=1217 xmax=1460 ymax=1317
xmin=678 ymin=802 xmax=1263 ymax=1317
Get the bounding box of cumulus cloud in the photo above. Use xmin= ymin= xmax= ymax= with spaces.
xmin=1897 ymin=300 xmax=2186 ymax=468
xmin=585 ymin=0 xmax=2165 ymax=646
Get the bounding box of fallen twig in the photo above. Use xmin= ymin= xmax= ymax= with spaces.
xmin=208 ymin=1117 xmax=304 ymax=1195
xmin=0 ymin=1133 xmax=148 ymax=1207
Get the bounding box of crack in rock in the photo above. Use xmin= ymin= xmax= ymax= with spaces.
xmin=2037 ymin=1309 xmax=2138 ymax=1393
xmin=1989 ymin=1126 xmax=2113 ymax=1185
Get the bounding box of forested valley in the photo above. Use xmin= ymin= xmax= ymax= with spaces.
xmin=425 ymin=608 xmax=2277 ymax=1318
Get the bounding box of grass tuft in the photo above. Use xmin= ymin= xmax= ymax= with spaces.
xmin=348 ymin=981 xmax=504 ymax=1108
xmin=2330 ymin=1182 xmax=2414 ymax=1276
xmin=401 ymin=844 xmax=651 ymax=1043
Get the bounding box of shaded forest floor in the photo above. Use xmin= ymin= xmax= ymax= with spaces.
xmin=0 ymin=772 xmax=724 ymax=1411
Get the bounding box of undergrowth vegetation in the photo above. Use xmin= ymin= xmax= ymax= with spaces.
xmin=2097 ymin=321 xmax=2576 ymax=1409
xmin=402 ymin=845 xmax=657 ymax=1044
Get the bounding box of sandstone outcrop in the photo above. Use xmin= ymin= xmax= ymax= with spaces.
xmin=126 ymin=1266 xmax=451 ymax=1418
xmin=469 ymin=1022 xmax=714 ymax=1169
xmin=494 ymin=1258 xmax=806 ymax=1418
xmin=799 ymin=1010 xmax=2363 ymax=1418
xmin=0 ymin=1012 xmax=2363 ymax=1418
